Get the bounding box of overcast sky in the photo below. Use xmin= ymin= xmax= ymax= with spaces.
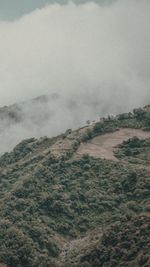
xmin=0 ymin=0 xmax=149 ymax=107
xmin=0 ymin=0 xmax=150 ymax=108
xmin=0 ymin=0 xmax=114 ymax=20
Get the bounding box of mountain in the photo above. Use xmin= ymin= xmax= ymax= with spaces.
xmin=0 ymin=94 xmax=75 ymax=155
xmin=0 ymin=105 xmax=150 ymax=267
xmin=0 ymin=93 xmax=133 ymax=156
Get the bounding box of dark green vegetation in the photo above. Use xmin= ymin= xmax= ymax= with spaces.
xmin=66 ymin=214 xmax=150 ymax=267
xmin=115 ymin=137 xmax=150 ymax=164
xmin=0 ymin=105 xmax=150 ymax=267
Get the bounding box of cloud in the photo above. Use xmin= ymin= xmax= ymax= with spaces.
xmin=0 ymin=0 xmax=149 ymax=153
xmin=0 ymin=1 xmax=115 ymax=20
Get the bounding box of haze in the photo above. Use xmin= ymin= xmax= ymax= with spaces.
xmin=0 ymin=0 xmax=149 ymax=154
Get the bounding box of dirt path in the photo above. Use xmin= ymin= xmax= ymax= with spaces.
xmin=59 ymin=229 xmax=102 ymax=264
xmin=76 ymin=128 xmax=150 ymax=160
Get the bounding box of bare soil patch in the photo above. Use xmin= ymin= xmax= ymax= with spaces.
xmin=76 ymin=128 xmax=150 ymax=160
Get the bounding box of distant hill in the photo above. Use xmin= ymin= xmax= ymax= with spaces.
xmin=0 ymin=93 xmax=73 ymax=155
xmin=0 ymin=93 xmax=136 ymax=155
xmin=0 ymin=105 xmax=150 ymax=267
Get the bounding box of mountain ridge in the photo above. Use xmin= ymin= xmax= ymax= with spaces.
xmin=0 ymin=104 xmax=150 ymax=267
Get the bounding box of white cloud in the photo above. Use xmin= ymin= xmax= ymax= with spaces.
xmin=0 ymin=0 xmax=149 ymax=153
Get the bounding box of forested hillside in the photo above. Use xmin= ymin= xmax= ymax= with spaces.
xmin=0 ymin=105 xmax=150 ymax=267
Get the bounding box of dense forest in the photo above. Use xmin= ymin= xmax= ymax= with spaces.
xmin=0 ymin=105 xmax=150 ymax=267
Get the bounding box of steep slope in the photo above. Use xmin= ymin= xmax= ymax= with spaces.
xmin=0 ymin=105 xmax=150 ymax=267
xmin=61 ymin=214 xmax=150 ymax=267
xmin=0 ymin=92 xmax=128 ymax=155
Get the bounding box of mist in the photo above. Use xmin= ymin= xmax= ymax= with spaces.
xmin=0 ymin=0 xmax=150 ymax=154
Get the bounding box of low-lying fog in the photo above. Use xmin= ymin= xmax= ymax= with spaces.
xmin=0 ymin=0 xmax=149 ymax=154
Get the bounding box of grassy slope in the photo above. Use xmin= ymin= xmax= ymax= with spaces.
xmin=0 ymin=105 xmax=149 ymax=267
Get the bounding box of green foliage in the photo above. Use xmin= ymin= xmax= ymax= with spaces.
xmin=0 ymin=105 xmax=149 ymax=267
xmin=76 ymin=215 xmax=150 ymax=267
xmin=0 ymin=153 xmax=149 ymax=266
xmin=115 ymin=137 xmax=150 ymax=164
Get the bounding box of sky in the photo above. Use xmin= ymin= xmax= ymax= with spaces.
xmin=0 ymin=0 xmax=149 ymax=153
xmin=0 ymin=0 xmax=149 ymax=107
xmin=0 ymin=1 xmax=114 ymax=20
